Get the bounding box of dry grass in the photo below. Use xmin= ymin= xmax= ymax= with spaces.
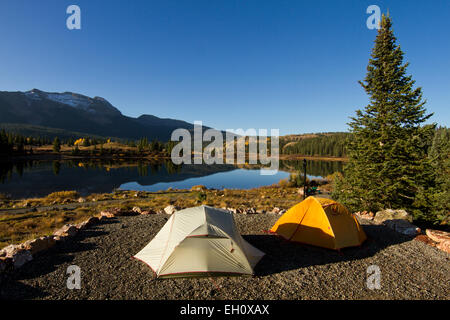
xmin=0 ymin=207 xmax=94 ymax=248
xmin=0 ymin=186 xmax=315 ymax=249
xmin=46 ymin=191 xmax=80 ymax=200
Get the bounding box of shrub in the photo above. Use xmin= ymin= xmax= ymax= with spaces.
xmin=196 ymin=192 xmax=207 ymax=202
xmin=278 ymin=178 xmax=290 ymax=188
xmin=46 ymin=191 xmax=80 ymax=200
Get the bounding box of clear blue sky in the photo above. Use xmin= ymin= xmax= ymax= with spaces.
xmin=0 ymin=0 xmax=449 ymax=135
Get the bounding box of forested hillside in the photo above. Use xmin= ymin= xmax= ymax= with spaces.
xmin=281 ymin=132 xmax=351 ymax=157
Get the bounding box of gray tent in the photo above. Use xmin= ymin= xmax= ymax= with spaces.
xmin=134 ymin=205 xmax=265 ymax=278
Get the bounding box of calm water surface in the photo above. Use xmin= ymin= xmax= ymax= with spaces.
xmin=0 ymin=159 xmax=343 ymax=199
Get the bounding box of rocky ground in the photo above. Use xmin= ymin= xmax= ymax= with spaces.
xmin=0 ymin=213 xmax=448 ymax=300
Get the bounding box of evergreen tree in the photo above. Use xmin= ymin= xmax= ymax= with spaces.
xmin=333 ymin=15 xmax=435 ymax=217
xmin=417 ymin=127 xmax=450 ymax=224
xmin=53 ymin=137 xmax=61 ymax=153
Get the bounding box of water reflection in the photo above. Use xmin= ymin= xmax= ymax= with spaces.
xmin=0 ymin=159 xmax=344 ymax=199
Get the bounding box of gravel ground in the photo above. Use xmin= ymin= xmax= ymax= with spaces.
xmin=0 ymin=213 xmax=449 ymax=300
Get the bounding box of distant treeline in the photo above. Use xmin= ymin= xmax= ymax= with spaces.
xmin=281 ymin=133 xmax=351 ymax=157
xmin=0 ymin=130 xmax=47 ymax=155
xmin=0 ymin=129 xmax=110 ymax=156
xmin=0 ymin=128 xmax=176 ymax=157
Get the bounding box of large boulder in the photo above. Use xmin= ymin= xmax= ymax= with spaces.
xmin=437 ymin=240 xmax=450 ymax=254
xmin=0 ymin=245 xmax=34 ymax=269
xmin=374 ymin=209 xmax=413 ymax=224
xmin=383 ymin=219 xmax=421 ymax=237
xmin=22 ymin=236 xmax=56 ymax=255
xmin=79 ymin=216 xmax=100 ymax=228
xmin=425 ymin=229 xmax=450 ymax=243
xmin=12 ymin=250 xmax=33 ymax=269
xmin=0 ymin=244 xmax=22 ymax=258
xmin=0 ymin=257 xmax=11 ymax=273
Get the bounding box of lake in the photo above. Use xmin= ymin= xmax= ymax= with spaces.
xmin=0 ymin=159 xmax=344 ymax=199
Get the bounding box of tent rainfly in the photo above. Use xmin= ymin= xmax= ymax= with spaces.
xmin=134 ymin=205 xmax=265 ymax=278
xmin=270 ymin=196 xmax=367 ymax=250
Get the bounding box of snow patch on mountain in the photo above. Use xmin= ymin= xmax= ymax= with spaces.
xmin=46 ymin=93 xmax=92 ymax=110
xmin=24 ymin=91 xmax=42 ymax=101
xmin=21 ymin=89 xmax=121 ymax=116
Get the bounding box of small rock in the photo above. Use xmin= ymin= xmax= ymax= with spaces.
xmin=75 ymin=220 xmax=90 ymax=230
xmin=100 ymin=208 xmax=121 ymax=218
xmin=272 ymin=207 xmax=281 ymax=214
xmin=164 ymin=205 xmax=178 ymax=215
xmin=74 ymin=216 xmax=99 ymax=229
xmin=191 ymin=185 xmax=207 ymax=192
xmin=355 ymin=210 xmax=375 ymax=221
xmin=108 ymin=207 xmax=136 ymax=217
xmin=87 ymin=216 xmax=100 ymax=226
xmin=54 ymin=224 xmax=78 ymax=238
xmin=141 ymin=209 xmax=156 ymax=215
xmin=132 ymin=206 xmax=142 ymax=214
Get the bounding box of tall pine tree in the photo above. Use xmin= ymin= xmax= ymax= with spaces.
xmin=333 ymin=14 xmax=435 ymax=217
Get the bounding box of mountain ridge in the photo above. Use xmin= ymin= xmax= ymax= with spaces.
xmin=0 ymin=89 xmax=208 ymax=141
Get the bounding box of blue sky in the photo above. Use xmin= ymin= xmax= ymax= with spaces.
xmin=0 ymin=0 xmax=449 ymax=135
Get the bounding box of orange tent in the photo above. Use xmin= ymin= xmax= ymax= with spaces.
xmin=270 ymin=197 xmax=367 ymax=250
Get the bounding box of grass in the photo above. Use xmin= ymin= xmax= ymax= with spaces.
xmin=0 ymin=207 xmax=94 ymax=248
xmin=0 ymin=184 xmax=329 ymax=249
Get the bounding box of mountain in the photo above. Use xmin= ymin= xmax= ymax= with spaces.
xmin=0 ymin=89 xmax=204 ymax=141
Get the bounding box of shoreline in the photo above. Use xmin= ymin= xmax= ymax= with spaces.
xmin=1 ymin=152 xmax=347 ymax=162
